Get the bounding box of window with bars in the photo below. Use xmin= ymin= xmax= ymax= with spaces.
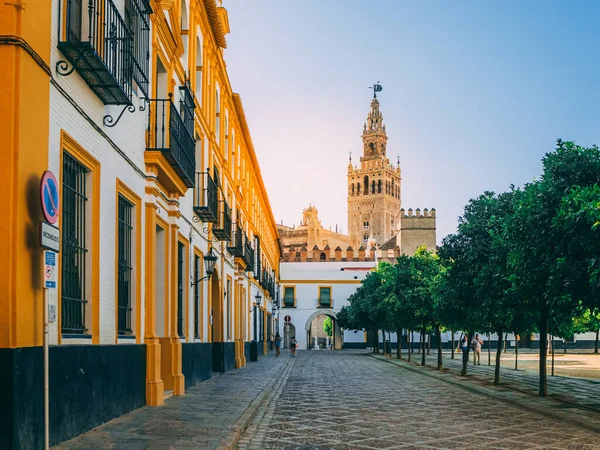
xmin=61 ymin=153 xmax=89 ymax=334
xmin=226 ymin=279 xmax=231 ymax=341
xmin=117 ymin=195 xmax=134 ymax=335
xmin=194 ymin=254 xmax=201 ymax=339
xmin=177 ymin=242 xmax=185 ymax=338
xmin=319 ymin=287 xmax=331 ymax=308
xmin=283 ymin=287 xmax=294 ymax=307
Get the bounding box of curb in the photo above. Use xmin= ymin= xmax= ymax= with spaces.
xmin=216 ymin=357 xmax=294 ymax=450
xmin=370 ymin=354 xmax=600 ymax=434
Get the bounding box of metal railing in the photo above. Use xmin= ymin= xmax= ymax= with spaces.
xmin=244 ymin=237 xmax=254 ymax=272
xmin=212 ymin=200 xmax=232 ymax=241
xmin=194 ymin=170 xmax=219 ymax=222
xmin=126 ymin=0 xmax=152 ymax=97
xmin=147 ymin=95 xmax=195 ymax=188
xmin=59 ymin=0 xmax=134 ymax=104
xmin=227 ymin=224 xmax=244 ymax=257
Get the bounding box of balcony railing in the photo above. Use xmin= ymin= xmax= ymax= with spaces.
xmin=194 ymin=171 xmax=218 ymax=222
xmin=212 ymin=200 xmax=232 ymax=241
xmin=147 ymin=95 xmax=195 ymax=188
xmin=227 ymin=225 xmax=244 ymax=257
xmin=244 ymin=238 xmax=254 ymax=272
xmin=58 ymin=0 xmax=136 ymax=105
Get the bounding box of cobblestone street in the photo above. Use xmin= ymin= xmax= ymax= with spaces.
xmin=238 ymin=351 xmax=600 ymax=450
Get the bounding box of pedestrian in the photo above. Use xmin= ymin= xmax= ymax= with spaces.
xmin=471 ymin=333 xmax=483 ymax=365
xmin=290 ymin=336 xmax=297 ymax=357
xmin=274 ymin=333 xmax=282 ymax=357
xmin=460 ymin=335 xmax=469 ymax=367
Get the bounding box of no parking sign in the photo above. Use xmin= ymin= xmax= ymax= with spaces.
xmin=40 ymin=171 xmax=60 ymax=224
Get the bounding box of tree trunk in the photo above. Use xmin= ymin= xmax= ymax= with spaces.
xmin=595 ymin=329 xmax=599 ymax=354
xmin=388 ymin=331 xmax=392 ymax=357
xmin=504 ymin=333 xmax=508 ymax=353
xmin=421 ymin=327 xmax=426 ymax=366
xmin=427 ymin=333 xmax=431 ymax=355
xmin=515 ymin=334 xmax=519 ymax=370
xmin=451 ymin=331 xmax=455 ymax=360
xmin=396 ymin=327 xmax=402 ymax=359
xmin=407 ymin=330 xmax=411 ymax=362
xmin=551 ymin=334 xmax=555 ymax=377
xmin=436 ymin=325 xmax=443 ymax=370
xmin=487 ymin=334 xmax=491 ymax=366
xmin=494 ymin=330 xmax=503 ymax=385
xmin=539 ymin=309 xmax=549 ymax=397
xmin=374 ymin=329 xmax=379 ymax=354
xmin=381 ymin=330 xmax=386 ymax=356
xmin=418 ymin=332 xmax=422 ymax=354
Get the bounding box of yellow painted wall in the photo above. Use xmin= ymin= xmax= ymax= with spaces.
xmin=0 ymin=2 xmax=52 ymax=348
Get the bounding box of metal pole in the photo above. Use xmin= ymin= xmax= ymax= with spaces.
xmin=44 ymin=288 xmax=49 ymax=450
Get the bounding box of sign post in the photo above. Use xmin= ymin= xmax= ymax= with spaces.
xmin=40 ymin=171 xmax=60 ymax=450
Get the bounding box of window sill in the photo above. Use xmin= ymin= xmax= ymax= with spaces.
xmin=62 ymin=334 xmax=92 ymax=339
xmin=117 ymin=335 xmax=136 ymax=340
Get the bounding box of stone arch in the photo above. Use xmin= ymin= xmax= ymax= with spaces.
xmin=304 ymin=309 xmax=343 ymax=350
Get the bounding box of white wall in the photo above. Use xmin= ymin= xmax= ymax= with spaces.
xmin=280 ymin=261 xmax=376 ymax=349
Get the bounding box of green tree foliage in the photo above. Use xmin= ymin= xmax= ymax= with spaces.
xmin=340 ymin=141 xmax=600 ymax=395
xmin=323 ymin=316 xmax=333 ymax=338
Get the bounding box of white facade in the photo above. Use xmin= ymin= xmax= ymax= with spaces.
xmin=46 ymin=0 xmax=276 ymax=348
xmin=279 ymin=261 xmax=376 ymax=350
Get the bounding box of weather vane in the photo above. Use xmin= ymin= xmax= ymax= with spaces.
xmin=369 ymin=81 xmax=383 ymax=99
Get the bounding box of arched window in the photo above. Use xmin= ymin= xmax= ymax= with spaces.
xmin=320 ymin=252 xmax=326 ymax=261
xmin=364 ymin=176 xmax=369 ymax=194
xmin=371 ymin=180 xmax=375 ymax=194
xmin=357 ymin=182 xmax=361 ymax=195
xmin=369 ymin=142 xmax=375 ymax=154
xmin=351 ymin=183 xmax=355 ymax=195
xmin=378 ymin=180 xmax=382 ymax=193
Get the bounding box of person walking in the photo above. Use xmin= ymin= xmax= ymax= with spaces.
xmin=290 ymin=336 xmax=297 ymax=357
xmin=274 ymin=333 xmax=282 ymax=357
xmin=471 ymin=333 xmax=483 ymax=365
xmin=460 ymin=335 xmax=469 ymax=367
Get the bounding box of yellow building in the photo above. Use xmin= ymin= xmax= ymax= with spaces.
xmin=0 ymin=1 xmax=280 ymax=447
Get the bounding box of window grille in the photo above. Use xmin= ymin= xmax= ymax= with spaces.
xmin=319 ymin=287 xmax=331 ymax=307
xmin=226 ymin=279 xmax=231 ymax=340
xmin=194 ymin=254 xmax=200 ymax=339
xmin=177 ymin=242 xmax=185 ymax=338
xmin=117 ymin=195 xmax=134 ymax=335
xmin=283 ymin=287 xmax=294 ymax=307
xmin=61 ymin=153 xmax=89 ymax=334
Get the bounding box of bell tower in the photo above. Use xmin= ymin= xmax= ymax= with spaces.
xmin=347 ymin=85 xmax=401 ymax=247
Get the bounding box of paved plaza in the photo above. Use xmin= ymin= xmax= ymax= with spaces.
xmin=55 ymin=351 xmax=600 ymax=450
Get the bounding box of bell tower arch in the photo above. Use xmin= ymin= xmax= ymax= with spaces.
xmin=347 ymin=86 xmax=401 ymax=246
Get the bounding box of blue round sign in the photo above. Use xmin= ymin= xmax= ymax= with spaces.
xmin=40 ymin=171 xmax=60 ymax=224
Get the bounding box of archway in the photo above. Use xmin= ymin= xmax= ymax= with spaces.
xmin=304 ymin=309 xmax=343 ymax=350
xmin=283 ymin=322 xmax=296 ymax=349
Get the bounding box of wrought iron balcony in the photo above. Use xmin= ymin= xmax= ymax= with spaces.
xmin=244 ymin=238 xmax=254 ymax=272
xmin=227 ymin=225 xmax=244 ymax=257
xmin=147 ymin=95 xmax=195 ymax=188
xmin=212 ymin=200 xmax=232 ymax=241
xmin=194 ymin=171 xmax=218 ymax=223
xmin=57 ymin=0 xmax=145 ymax=105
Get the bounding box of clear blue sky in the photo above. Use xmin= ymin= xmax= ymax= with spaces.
xmin=223 ymin=0 xmax=600 ymax=243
